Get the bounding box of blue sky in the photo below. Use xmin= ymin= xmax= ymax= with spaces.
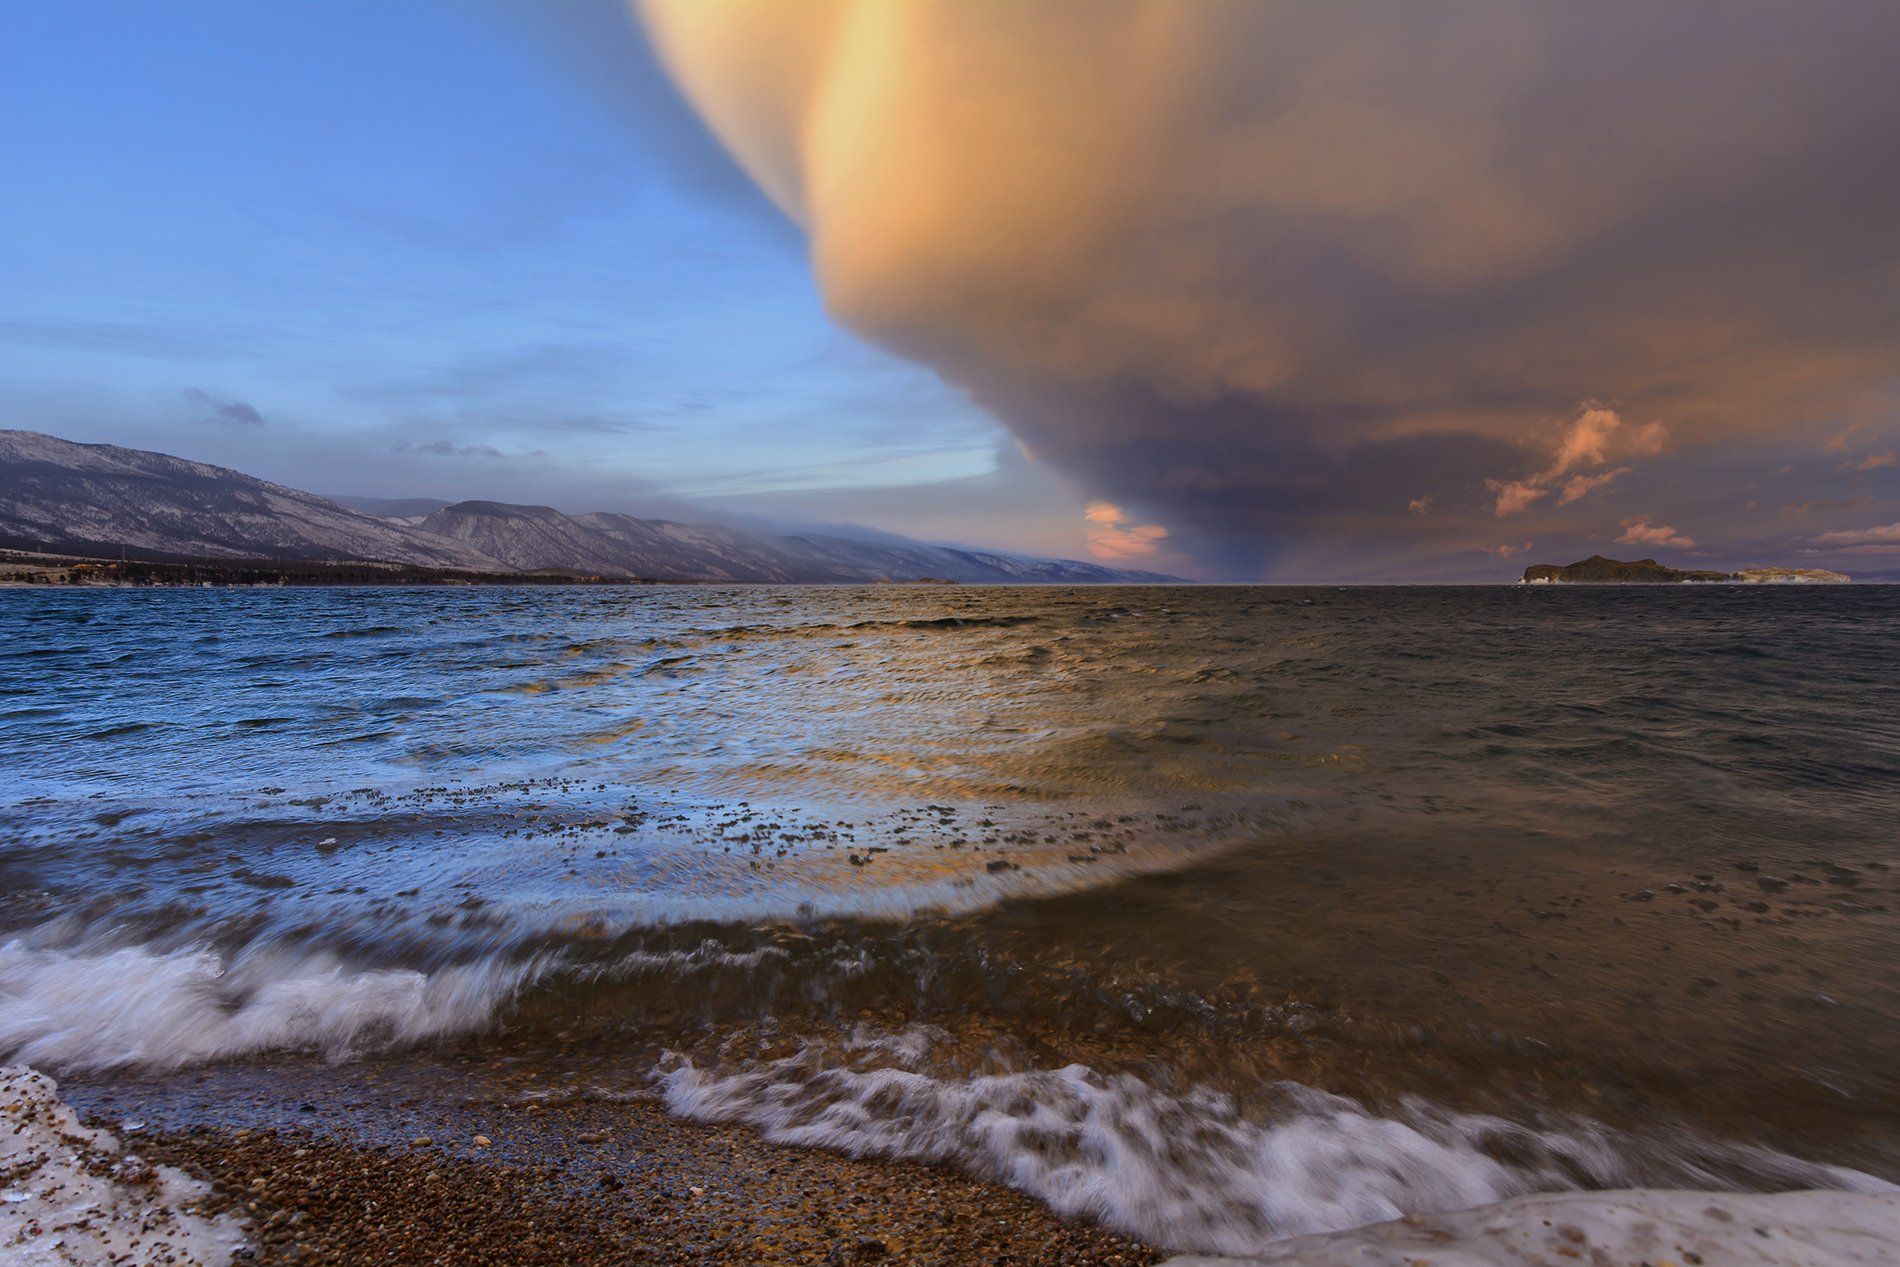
xmin=0 ymin=0 xmax=1100 ymax=559
xmin=7 ymin=2 xmax=1896 ymax=580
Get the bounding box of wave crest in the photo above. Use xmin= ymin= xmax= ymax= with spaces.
xmin=657 ymin=1030 xmax=1891 ymax=1257
xmin=0 ymin=940 xmax=539 ymax=1071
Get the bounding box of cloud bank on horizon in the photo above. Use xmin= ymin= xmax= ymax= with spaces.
xmin=633 ymin=0 xmax=1900 ymax=579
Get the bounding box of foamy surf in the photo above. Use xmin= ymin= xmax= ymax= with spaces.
xmin=1 ymin=1065 xmax=247 ymax=1265
xmin=1161 ymin=1188 xmax=1900 ymax=1266
xmin=656 ymin=1028 xmax=1894 ymax=1258
xmin=4 ymin=933 xmax=1894 ymax=1262
xmin=0 ymin=940 xmax=542 ymax=1071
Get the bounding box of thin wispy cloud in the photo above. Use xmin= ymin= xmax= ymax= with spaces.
xmin=391 ymin=438 xmax=525 ymax=460
xmin=1810 ymin=522 xmax=1900 ymax=548
xmin=1486 ymin=407 xmax=1662 ymax=517
xmin=182 ymin=388 xmax=267 ymax=428
xmin=1617 ymin=516 xmax=1695 ymax=550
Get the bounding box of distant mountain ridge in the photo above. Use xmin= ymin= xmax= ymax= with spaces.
xmin=0 ymin=430 xmax=1177 ymax=583
xmin=0 ymin=430 xmax=494 ymax=569
xmin=410 ymin=499 xmax=1169 ymax=584
xmin=324 ymin=495 xmax=451 ymax=522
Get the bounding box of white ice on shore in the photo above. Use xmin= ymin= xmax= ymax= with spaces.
xmin=1 ymin=1066 xmax=247 ymax=1266
xmin=1162 ymin=1187 xmax=1900 ymax=1266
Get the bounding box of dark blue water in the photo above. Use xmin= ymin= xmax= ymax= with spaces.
xmin=2 ymin=584 xmax=1896 ymax=1251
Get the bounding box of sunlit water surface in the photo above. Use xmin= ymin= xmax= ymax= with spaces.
xmin=3 ymin=584 xmax=1897 ymax=1253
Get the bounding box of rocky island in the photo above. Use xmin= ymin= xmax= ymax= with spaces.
xmin=1521 ymin=554 xmax=1851 ymax=584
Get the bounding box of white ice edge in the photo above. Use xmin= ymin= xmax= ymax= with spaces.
xmin=1 ymin=1065 xmax=247 ymax=1266
xmin=1161 ymin=1187 xmax=1900 ymax=1266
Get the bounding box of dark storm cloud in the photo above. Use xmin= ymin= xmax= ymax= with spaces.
xmin=956 ymin=373 xmax=1524 ymax=576
xmin=636 ymin=0 xmax=1900 ymax=577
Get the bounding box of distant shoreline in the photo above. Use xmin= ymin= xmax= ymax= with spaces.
xmin=1520 ymin=554 xmax=1852 ymax=585
xmin=0 ymin=549 xmax=660 ymax=588
xmin=0 ymin=548 xmax=1184 ymax=589
xmin=4 ymin=547 xmax=1890 ymax=588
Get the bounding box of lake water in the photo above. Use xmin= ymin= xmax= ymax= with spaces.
xmin=2 ymin=584 xmax=1896 ymax=1255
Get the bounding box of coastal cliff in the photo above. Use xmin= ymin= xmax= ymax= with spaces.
xmin=1521 ymin=555 xmax=1850 ymax=584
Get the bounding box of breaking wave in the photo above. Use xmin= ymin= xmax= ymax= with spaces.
xmin=657 ymin=1028 xmax=1895 ymax=1257
xmin=3 ymin=926 xmax=1892 ymax=1259
xmin=0 ymin=940 xmax=543 ymax=1071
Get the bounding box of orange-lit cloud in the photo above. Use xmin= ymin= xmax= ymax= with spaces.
xmin=1559 ymin=468 xmax=1630 ymax=505
xmin=1824 ymin=425 xmax=1864 ymax=454
xmin=635 ymin=1 xmax=1900 ymax=575
xmin=1618 ymin=516 xmax=1695 ymax=550
xmin=1083 ymin=501 xmax=1169 ymax=560
xmin=1485 ymin=406 xmax=1661 ymax=516
xmin=1811 ymin=522 xmax=1900 ymax=548
xmin=1487 ymin=480 xmax=1545 ymax=517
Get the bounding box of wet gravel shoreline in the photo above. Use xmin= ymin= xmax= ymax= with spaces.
xmin=75 ymin=1062 xmax=1162 ymax=1266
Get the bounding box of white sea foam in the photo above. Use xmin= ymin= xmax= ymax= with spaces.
xmin=657 ymin=1031 xmax=1893 ymax=1258
xmin=607 ymin=942 xmax=789 ymax=973
xmin=1162 ymin=1187 xmax=1900 ymax=1266
xmin=1 ymin=1065 xmax=247 ymax=1265
xmin=0 ymin=932 xmax=871 ymax=1072
xmin=0 ymin=940 xmax=540 ymax=1071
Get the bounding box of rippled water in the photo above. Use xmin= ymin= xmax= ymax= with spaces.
xmin=3 ymin=584 xmax=1897 ymax=1252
